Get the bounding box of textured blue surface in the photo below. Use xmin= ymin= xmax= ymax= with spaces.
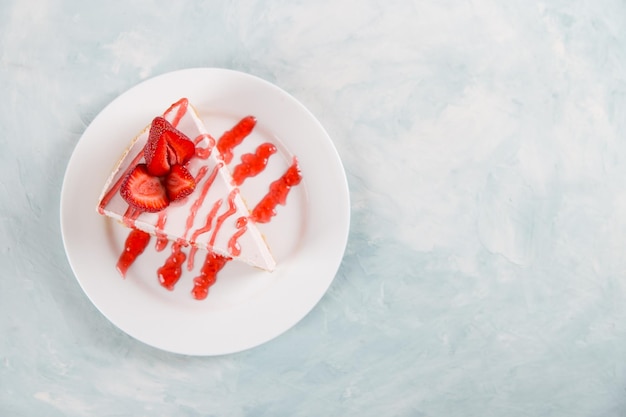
xmin=3 ymin=0 xmax=626 ymax=415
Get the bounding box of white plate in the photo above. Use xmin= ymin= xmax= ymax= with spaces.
xmin=60 ymin=68 xmax=350 ymax=355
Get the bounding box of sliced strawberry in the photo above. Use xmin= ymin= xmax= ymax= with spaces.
xmin=144 ymin=117 xmax=195 ymax=176
xmin=145 ymin=136 xmax=170 ymax=176
xmin=144 ymin=117 xmax=169 ymax=163
xmin=120 ymin=164 xmax=169 ymax=212
xmin=163 ymin=130 xmax=195 ymax=165
xmin=164 ymin=164 xmax=196 ymax=202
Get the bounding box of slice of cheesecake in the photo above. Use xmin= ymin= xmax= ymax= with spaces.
xmin=97 ymin=98 xmax=276 ymax=272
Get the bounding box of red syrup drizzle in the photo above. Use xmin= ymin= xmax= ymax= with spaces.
xmin=185 ymin=163 xmax=220 ymax=237
xmin=187 ymin=198 xmax=222 ymax=271
xmin=251 ymin=157 xmax=302 ymax=223
xmin=194 ymin=133 xmax=215 ymax=159
xmin=116 ymin=229 xmax=151 ymax=277
xmin=228 ymin=217 xmax=248 ymax=256
xmin=157 ymin=241 xmax=187 ymax=290
xmin=163 ymin=98 xmax=189 ymax=128
xmin=155 ymin=212 xmax=168 ymax=251
xmin=232 ymin=143 xmax=277 ymax=186
xmin=184 ymin=189 xmax=238 ymax=280
xmin=183 ymin=166 xmax=210 ymax=234
xmin=216 ymin=116 xmax=256 ymax=164
xmin=192 ymin=252 xmax=231 ymax=300
xmin=209 ymin=189 xmax=239 ymax=247
xmin=122 ymin=206 xmax=142 ymax=228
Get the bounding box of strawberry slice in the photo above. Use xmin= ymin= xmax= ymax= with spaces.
xmin=164 ymin=164 xmax=196 ymax=202
xmin=145 ymin=134 xmax=170 ymax=177
xmin=120 ymin=164 xmax=169 ymax=212
xmin=145 ymin=117 xmax=195 ymax=176
xmin=165 ymin=130 xmax=195 ymax=164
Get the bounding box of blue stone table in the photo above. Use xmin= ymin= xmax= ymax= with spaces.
xmin=3 ymin=0 xmax=626 ymax=415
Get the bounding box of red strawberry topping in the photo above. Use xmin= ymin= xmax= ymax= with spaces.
xmin=120 ymin=164 xmax=169 ymax=212
xmin=164 ymin=164 xmax=196 ymax=201
xmin=145 ymin=117 xmax=195 ymax=176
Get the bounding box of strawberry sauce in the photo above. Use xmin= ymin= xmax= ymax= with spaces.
xmin=216 ymin=116 xmax=256 ymax=164
xmin=187 ymin=199 xmax=223 ymax=271
xmin=155 ymin=212 xmax=169 ymax=251
xmin=183 ymin=164 xmax=220 ymax=241
xmin=251 ymin=157 xmax=302 ymax=223
xmin=194 ymin=133 xmax=216 ymax=160
xmin=192 ymin=252 xmax=231 ymax=300
xmin=117 ymin=229 xmax=151 ymax=277
xmin=163 ymin=98 xmax=189 ymax=128
xmin=209 ymin=189 xmax=238 ymax=247
xmin=182 ymin=165 xmax=209 ymax=238
xmin=228 ymin=216 xmax=248 ymax=256
xmin=157 ymin=241 xmax=187 ymax=290
xmin=122 ymin=206 xmax=143 ymax=228
xmin=232 ymin=143 xmax=277 ymax=186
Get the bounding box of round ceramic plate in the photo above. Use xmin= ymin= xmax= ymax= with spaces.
xmin=60 ymin=68 xmax=350 ymax=355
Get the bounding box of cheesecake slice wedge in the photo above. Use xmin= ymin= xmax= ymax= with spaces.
xmin=97 ymin=98 xmax=276 ymax=272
